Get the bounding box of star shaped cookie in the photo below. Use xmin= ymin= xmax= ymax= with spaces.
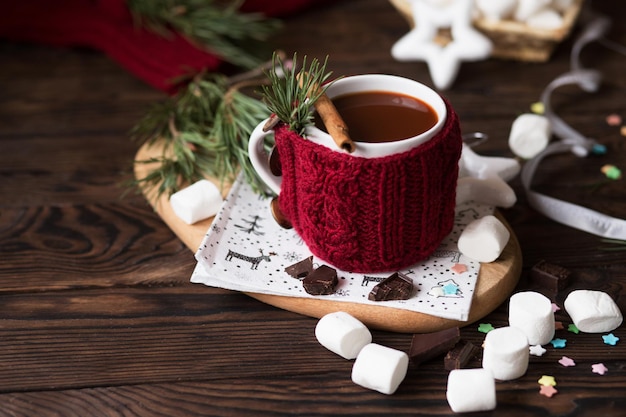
xmin=392 ymin=0 xmax=492 ymax=89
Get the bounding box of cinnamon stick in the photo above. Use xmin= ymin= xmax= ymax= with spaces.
xmin=298 ymin=73 xmax=356 ymax=153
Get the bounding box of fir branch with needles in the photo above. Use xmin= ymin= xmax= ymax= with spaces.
xmin=130 ymin=52 xmax=335 ymax=200
xmin=131 ymin=70 xmax=272 ymax=200
xmin=260 ymin=53 xmax=336 ymax=136
xmin=127 ymin=0 xmax=281 ymax=69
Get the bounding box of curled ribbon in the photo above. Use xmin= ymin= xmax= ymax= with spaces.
xmin=520 ymin=13 xmax=626 ymax=240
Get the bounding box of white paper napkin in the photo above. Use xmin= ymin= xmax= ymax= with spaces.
xmin=192 ymin=176 xmax=494 ymax=321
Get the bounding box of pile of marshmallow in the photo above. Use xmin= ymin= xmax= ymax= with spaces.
xmin=314 ymin=288 xmax=622 ymax=413
xmin=475 ymin=0 xmax=577 ymax=30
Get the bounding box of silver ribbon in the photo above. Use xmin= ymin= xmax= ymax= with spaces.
xmin=520 ymin=14 xmax=626 ymax=240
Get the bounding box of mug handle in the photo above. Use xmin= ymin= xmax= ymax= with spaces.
xmin=248 ymin=118 xmax=282 ymax=195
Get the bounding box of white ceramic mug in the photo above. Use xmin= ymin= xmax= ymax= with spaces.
xmin=249 ymin=74 xmax=447 ymax=194
xmin=246 ymin=74 xmax=460 ymax=272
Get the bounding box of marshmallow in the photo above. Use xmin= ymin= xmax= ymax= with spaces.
xmin=456 ymin=176 xmax=517 ymax=208
xmin=527 ymin=9 xmax=565 ymax=30
xmin=564 ymin=290 xmax=623 ymax=333
xmin=508 ymin=113 xmax=551 ymax=159
xmin=509 ymin=291 xmax=555 ymax=345
xmin=351 ymin=343 xmax=409 ymax=395
xmin=169 ymin=179 xmax=223 ymax=224
xmin=475 ymin=0 xmax=516 ymax=21
xmin=315 ymin=312 xmax=372 ymax=359
xmin=458 ymin=215 xmax=510 ymax=263
xmin=482 ymin=326 xmax=529 ymax=380
xmin=446 ymin=368 xmax=497 ymax=413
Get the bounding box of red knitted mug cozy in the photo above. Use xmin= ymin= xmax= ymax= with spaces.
xmin=275 ymin=100 xmax=462 ymax=273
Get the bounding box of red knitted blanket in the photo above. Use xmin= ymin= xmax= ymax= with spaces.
xmin=0 ymin=0 xmax=332 ymax=93
xmin=276 ymin=100 xmax=462 ymax=273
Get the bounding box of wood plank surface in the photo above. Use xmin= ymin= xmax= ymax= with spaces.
xmin=0 ymin=0 xmax=625 ymax=416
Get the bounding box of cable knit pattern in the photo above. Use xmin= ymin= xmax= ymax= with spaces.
xmin=276 ymin=100 xmax=462 ymax=273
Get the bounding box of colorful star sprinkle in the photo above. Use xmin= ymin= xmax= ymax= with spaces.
xmin=567 ymin=324 xmax=579 ymax=334
xmin=591 ymin=143 xmax=607 ymax=155
xmin=551 ymin=303 xmax=560 ymax=312
xmin=478 ymin=323 xmax=495 ymax=334
xmin=550 ymin=338 xmax=567 ymax=349
xmin=529 ymin=345 xmax=547 ymax=357
xmin=555 ymin=321 xmax=564 ymax=330
xmin=591 ymin=363 xmax=608 ymax=375
xmin=539 ymin=385 xmax=558 ymax=398
xmin=602 ymin=333 xmax=620 ymax=346
xmin=451 ymin=263 xmax=468 ymax=274
xmin=538 ymin=375 xmax=556 ymax=387
xmin=531 ymin=102 xmax=545 ymax=115
xmin=443 ymin=282 xmax=460 ymax=295
xmin=538 ymin=375 xmax=558 ymax=399
xmin=558 ymin=356 xmax=576 ymax=367
xmin=606 ymin=113 xmax=622 ymax=126
xmin=601 ymin=164 xmax=622 ymax=180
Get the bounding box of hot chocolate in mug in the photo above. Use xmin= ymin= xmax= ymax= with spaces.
xmin=248 ymin=74 xmax=462 ymax=273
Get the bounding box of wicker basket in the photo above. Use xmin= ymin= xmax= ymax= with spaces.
xmin=389 ymin=0 xmax=583 ymax=62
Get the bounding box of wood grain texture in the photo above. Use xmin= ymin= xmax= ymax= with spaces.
xmin=0 ymin=0 xmax=625 ymax=415
xmin=0 ymin=203 xmax=194 ymax=291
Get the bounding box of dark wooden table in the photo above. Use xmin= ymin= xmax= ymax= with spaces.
xmin=1 ymin=1 xmax=625 ymax=415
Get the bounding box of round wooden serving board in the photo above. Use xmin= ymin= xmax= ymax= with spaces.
xmin=135 ymin=141 xmax=522 ymax=333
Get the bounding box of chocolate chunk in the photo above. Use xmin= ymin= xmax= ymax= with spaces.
xmin=409 ymin=327 xmax=461 ymax=365
xmin=302 ymin=265 xmax=338 ymax=295
xmin=285 ymin=256 xmax=314 ymax=279
xmin=530 ymin=260 xmax=571 ymax=294
xmin=368 ymin=272 xmax=413 ymax=301
xmin=444 ymin=340 xmax=480 ymax=370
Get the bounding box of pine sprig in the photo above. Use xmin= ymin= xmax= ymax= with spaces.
xmin=128 ymin=0 xmax=281 ymax=69
xmin=130 ymin=53 xmax=336 ymax=200
xmin=131 ymin=72 xmax=271 ymax=199
xmin=260 ymin=53 xmax=335 ymax=136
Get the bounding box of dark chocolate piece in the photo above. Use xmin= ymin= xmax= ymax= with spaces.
xmin=409 ymin=327 xmax=461 ymax=365
xmin=444 ymin=340 xmax=480 ymax=370
xmin=529 ymin=260 xmax=571 ymax=294
xmin=368 ymin=272 xmax=413 ymax=301
xmin=285 ymin=256 xmax=314 ymax=279
xmin=302 ymin=265 xmax=338 ymax=295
